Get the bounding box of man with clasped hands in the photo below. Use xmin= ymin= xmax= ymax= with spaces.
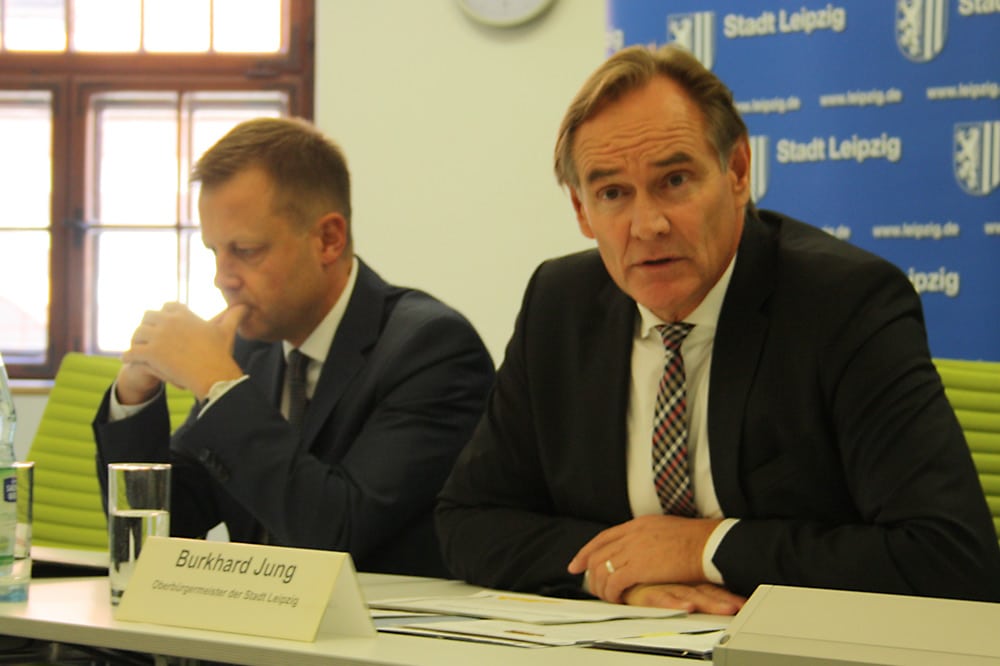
xmin=436 ymin=45 xmax=1000 ymax=612
xmin=94 ymin=117 xmax=495 ymax=577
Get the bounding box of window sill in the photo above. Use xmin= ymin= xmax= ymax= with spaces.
xmin=9 ymin=379 xmax=53 ymax=396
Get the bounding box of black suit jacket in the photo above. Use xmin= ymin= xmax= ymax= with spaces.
xmin=96 ymin=259 xmax=495 ymax=577
xmin=436 ymin=210 xmax=1000 ymax=601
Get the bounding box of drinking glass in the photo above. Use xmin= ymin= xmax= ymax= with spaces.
xmin=108 ymin=462 xmax=170 ymax=606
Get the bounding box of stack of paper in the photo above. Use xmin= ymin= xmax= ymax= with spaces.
xmin=369 ymin=590 xmax=727 ymax=656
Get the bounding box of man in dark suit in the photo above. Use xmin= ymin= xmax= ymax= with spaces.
xmin=94 ymin=117 xmax=494 ymax=577
xmin=436 ymin=45 xmax=1000 ymax=611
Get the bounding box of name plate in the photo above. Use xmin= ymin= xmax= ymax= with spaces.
xmin=115 ymin=536 xmax=375 ymax=642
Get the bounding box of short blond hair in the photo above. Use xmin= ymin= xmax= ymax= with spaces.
xmin=554 ymin=45 xmax=748 ymax=189
xmin=193 ymin=117 xmax=352 ymax=236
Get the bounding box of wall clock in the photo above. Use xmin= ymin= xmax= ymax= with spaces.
xmin=457 ymin=0 xmax=556 ymax=28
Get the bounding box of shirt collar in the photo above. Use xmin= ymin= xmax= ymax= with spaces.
xmin=283 ymin=256 xmax=359 ymax=363
xmin=636 ymin=252 xmax=737 ymax=340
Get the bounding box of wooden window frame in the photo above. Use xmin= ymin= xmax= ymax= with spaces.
xmin=0 ymin=0 xmax=314 ymax=379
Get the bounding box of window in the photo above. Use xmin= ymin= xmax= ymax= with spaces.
xmin=0 ymin=0 xmax=314 ymax=378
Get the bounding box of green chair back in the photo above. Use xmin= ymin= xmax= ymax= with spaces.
xmin=935 ymin=358 xmax=1000 ymax=542
xmin=26 ymin=352 xmax=194 ymax=551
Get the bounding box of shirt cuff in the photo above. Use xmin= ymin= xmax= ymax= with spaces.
xmin=702 ymin=518 xmax=739 ymax=584
xmin=108 ymin=381 xmax=162 ymax=422
xmin=198 ymin=376 xmax=250 ymax=418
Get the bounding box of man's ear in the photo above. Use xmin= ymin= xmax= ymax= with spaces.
xmin=315 ymin=212 xmax=348 ymax=264
xmin=728 ymin=136 xmax=752 ymax=209
xmin=570 ymin=188 xmax=596 ymax=239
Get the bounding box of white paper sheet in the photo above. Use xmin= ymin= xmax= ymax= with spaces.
xmin=379 ymin=616 xmax=725 ymax=647
xmin=368 ymin=590 xmax=686 ymax=624
xmin=592 ymin=629 xmax=725 ymax=659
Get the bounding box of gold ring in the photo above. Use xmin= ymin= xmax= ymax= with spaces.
xmin=605 ymin=559 xmax=615 ymax=574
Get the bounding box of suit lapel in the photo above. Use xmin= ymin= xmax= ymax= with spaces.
xmin=300 ymin=259 xmax=385 ymax=448
xmin=709 ymin=213 xmax=775 ymax=516
xmin=582 ymin=272 xmax=636 ymax=522
xmin=242 ymin=342 xmax=284 ymax=408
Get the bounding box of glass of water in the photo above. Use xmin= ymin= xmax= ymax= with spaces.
xmin=107 ymin=462 xmax=170 ymax=606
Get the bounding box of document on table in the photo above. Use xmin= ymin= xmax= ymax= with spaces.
xmin=591 ymin=629 xmax=725 ymax=660
xmin=368 ymin=590 xmax=686 ymax=624
xmin=369 ymin=608 xmax=435 ymax=619
xmin=378 ymin=616 xmax=726 ymax=648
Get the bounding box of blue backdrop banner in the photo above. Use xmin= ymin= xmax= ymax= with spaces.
xmin=607 ymin=0 xmax=999 ymax=360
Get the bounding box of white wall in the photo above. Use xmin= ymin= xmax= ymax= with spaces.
xmin=11 ymin=392 xmax=45 ymax=460
xmin=315 ymin=0 xmax=606 ymax=363
xmin=12 ymin=0 xmax=608 ymax=450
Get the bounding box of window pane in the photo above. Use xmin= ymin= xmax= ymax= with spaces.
xmin=182 ymin=91 xmax=288 ymax=223
xmin=94 ymin=230 xmax=179 ymax=352
xmin=214 ymin=0 xmax=282 ymax=53
xmin=92 ymin=92 xmax=179 ymax=227
xmin=0 ymin=91 xmax=51 ymax=230
xmin=185 ymin=230 xmax=225 ymax=319
xmin=0 ymin=231 xmax=49 ymax=353
xmin=144 ymin=0 xmax=209 ymax=53
xmin=73 ymin=0 xmax=141 ymax=53
xmin=2 ymin=0 xmax=66 ymax=52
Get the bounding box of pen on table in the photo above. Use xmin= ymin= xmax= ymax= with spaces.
xmin=638 ymin=628 xmax=723 ymax=637
xmin=504 ymin=629 xmax=546 ymax=637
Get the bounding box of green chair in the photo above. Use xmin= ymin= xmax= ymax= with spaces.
xmin=935 ymin=358 xmax=1000 ymax=542
xmin=935 ymin=358 xmax=1000 ymax=374
xmin=26 ymin=352 xmax=194 ymax=552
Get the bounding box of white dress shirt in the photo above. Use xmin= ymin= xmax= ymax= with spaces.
xmin=277 ymin=256 xmax=358 ymax=412
xmin=625 ymin=255 xmax=738 ymax=584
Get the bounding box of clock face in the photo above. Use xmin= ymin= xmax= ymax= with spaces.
xmin=457 ymin=0 xmax=555 ymax=28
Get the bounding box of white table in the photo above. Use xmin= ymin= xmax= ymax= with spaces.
xmin=31 ymin=545 xmax=109 ymax=569
xmin=0 ymin=574 xmax=729 ymax=665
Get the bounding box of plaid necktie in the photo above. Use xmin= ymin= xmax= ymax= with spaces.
xmin=286 ymin=349 xmax=310 ymax=427
xmin=652 ymin=322 xmax=696 ymax=516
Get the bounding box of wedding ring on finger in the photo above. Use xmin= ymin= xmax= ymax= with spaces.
xmin=605 ymin=559 xmax=616 ymax=574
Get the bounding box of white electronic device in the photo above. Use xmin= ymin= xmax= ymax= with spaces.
xmin=714 ymin=584 xmax=1000 ymax=665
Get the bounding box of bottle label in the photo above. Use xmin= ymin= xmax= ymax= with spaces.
xmin=0 ymin=470 xmax=14 ymax=569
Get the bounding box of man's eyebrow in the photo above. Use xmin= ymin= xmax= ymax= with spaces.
xmin=584 ymin=167 xmax=620 ymax=185
xmin=652 ymin=152 xmax=694 ymax=169
xmin=583 ymin=151 xmax=695 ymax=185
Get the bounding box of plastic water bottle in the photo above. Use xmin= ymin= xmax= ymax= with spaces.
xmin=0 ymin=353 xmax=17 ymax=592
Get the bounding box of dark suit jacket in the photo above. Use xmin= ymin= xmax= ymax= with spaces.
xmin=436 ymin=210 xmax=1000 ymax=601
xmin=95 ymin=259 xmax=495 ymax=577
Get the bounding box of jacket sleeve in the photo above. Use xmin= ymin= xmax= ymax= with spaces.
xmin=168 ymin=301 xmax=495 ymax=567
xmin=713 ymin=259 xmax=1000 ymax=602
xmin=436 ymin=263 xmax=614 ymax=597
xmin=94 ymin=386 xmax=228 ymax=539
